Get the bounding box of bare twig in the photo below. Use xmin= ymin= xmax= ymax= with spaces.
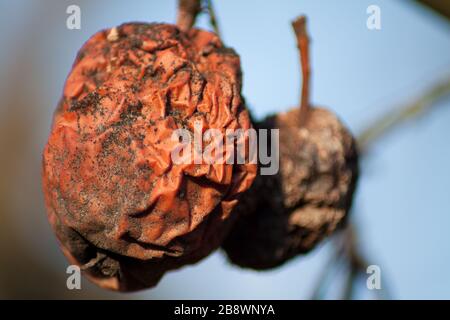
xmin=416 ymin=0 xmax=450 ymax=21
xmin=206 ymin=0 xmax=221 ymax=37
xmin=358 ymin=77 xmax=450 ymax=152
xmin=341 ymin=225 xmax=392 ymax=300
xmin=310 ymin=245 xmax=346 ymax=299
xmin=312 ymin=77 xmax=450 ymax=300
xmin=342 ymin=266 xmax=359 ymax=300
xmin=292 ymin=16 xmax=311 ymax=125
xmin=311 ymin=223 xmax=389 ymax=300
xmin=340 ymin=225 xmax=368 ymax=300
xmin=176 ymin=0 xmax=202 ymax=32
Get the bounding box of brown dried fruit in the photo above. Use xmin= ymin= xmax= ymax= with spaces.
xmin=223 ymin=107 xmax=358 ymax=269
xmin=42 ymin=22 xmax=256 ymax=291
xmin=222 ymin=16 xmax=358 ymax=270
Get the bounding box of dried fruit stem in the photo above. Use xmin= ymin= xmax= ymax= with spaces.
xmin=292 ymin=16 xmax=311 ymax=125
xmin=177 ymin=0 xmax=202 ymax=32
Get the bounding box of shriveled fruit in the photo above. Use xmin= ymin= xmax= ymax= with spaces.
xmin=222 ymin=16 xmax=358 ymax=270
xmin=42 ymin=22 xmax=256 ymax=291
xmin=223 ymin=107 xmax=358 ymax=269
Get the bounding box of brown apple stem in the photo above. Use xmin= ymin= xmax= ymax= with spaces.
xmin=177 ymin=0 xmax=202 ymax=32
xmin=292 ymin=16 xmax=311 ymax=125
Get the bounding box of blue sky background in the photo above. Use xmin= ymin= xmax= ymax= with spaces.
xmin=0 ymin=0 xmax=449 ymax=299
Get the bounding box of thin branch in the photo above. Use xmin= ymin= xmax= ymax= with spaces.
xmin=176 ymin=0 xmax=202 ymax=32
xmin=311 ymin=224 xmax=380 ymax=300
xmin=416 ymin=0 xmax=450 ymax=21
xmin=292 ymin=16 xmax=311 ymax=125
xmin=304 ymin=5 xmax=450 ymax=300
xmin=358 ymin=77 xmax=450 ymax=152
xmin=310 ymin=245 xmax=346 ymax=299
xmin=343 ymin=227 xmax=368 ymax=300
xmin=341 ymin=266 xmax=359 ymax=300
xmin=206 ymin=0 xmax=221 ymax=37
xmin=333 ymin=80 xmax=450 ymax=300
xmin=343 ymin=224 xmax=393 ymax=300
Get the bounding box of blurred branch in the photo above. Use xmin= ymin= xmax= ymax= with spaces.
xmin=206 ymin=0 xmax=221 ymax=37
xmin=310 ymin=239 xmax=346 ymax=299
xmin=358 ymin=77 xmax=450 ymax=153
xmin=339 ymin=225 xmax=388 ymax=300
xmin=312 ymin=76 xmax=450 ymax=300
xmin=312 ymin=224 xmax=392 ymax=300
xmin=416 ymin=0 xmax=450 ymax=21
